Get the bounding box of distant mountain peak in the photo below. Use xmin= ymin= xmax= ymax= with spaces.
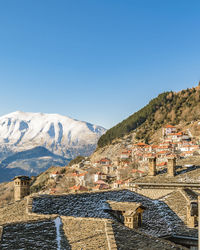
xmin=0 ymin=111 xmax=106 ymax=158
xmin=0 ymin=111 xmax=106 ymax=182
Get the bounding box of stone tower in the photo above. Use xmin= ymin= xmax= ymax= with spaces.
xmin=148 ymin=156 xmax=156 ymax=176
xmin=13 ymin=176 xmax=31 ymax=201
xmin=167 ymin=156 xmax=176 ymax=177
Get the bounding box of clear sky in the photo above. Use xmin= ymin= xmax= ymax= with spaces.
xmin=0 ymin=0 xmax=200 ymax=129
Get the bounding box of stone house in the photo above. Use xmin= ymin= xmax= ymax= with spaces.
xmin=102 ymin=164 xmax=116 ymax=175
xmin=99 ymin=158 xmax=112 ymax=165
xmin=163 ymin=125 xmax=177 ymax=137
xmin=181 ymin=151 xmax=194 ymax=158
xmin=93 ymin=172 xmax=108 ymax=182
xmin=120 ymin=150 xmax=132 ymax=160
xmin=76 ymin=172 xmax=89 ymax=186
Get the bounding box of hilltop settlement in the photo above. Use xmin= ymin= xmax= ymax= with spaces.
xmin=41 ymin=124 xmax=200 ymax=193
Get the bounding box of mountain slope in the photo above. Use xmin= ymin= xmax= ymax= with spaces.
xmin=98 ymin=85 xmax=200 ymax=147
xmin=0 ymin=146 xmax=68 ymax=168
xmin=0 ymin=147 xmax=68 ymax=183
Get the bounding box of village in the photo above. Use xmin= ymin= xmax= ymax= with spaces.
xmin=45 ymin=124 xmax=200 ymax=194
xmin=1 ymin=124 xmax=200 ymax=249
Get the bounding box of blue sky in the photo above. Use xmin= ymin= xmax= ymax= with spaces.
xmin=0 ymin=0 xmax=200 ymax=128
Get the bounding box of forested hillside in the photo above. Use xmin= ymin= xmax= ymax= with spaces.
xmin=98 ymin=85 xmax=200 ymax=147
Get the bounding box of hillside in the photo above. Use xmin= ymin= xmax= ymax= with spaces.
xmin=98 ymin=84 xmax=200 ymax=148
xmin=0 ymin=146 xmax=69 ymax=183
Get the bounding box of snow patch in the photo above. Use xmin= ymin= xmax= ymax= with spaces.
xmin=54 ymin=217 xmax=62 ymax=250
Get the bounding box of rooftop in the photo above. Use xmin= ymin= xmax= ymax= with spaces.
xmin=13 ymin=176 xmax=31 ymax=181
xmin=0 ymin=190 xmax=191 ymax=249
xmin=32 ymin=190 xmax=197 ymax=238
xmin=107 ymin=200 xmax=144 ymax=212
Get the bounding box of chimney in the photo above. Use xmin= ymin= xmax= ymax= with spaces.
xmin=13 ymin=176 xmax=31 ymax=201
xmin=148 ymin=156 xmax=156 ymax=176
xmin=167 ymin=155 xmax=176 ymax=177
xmin=187 ymin=201 xmax=198 ymax=228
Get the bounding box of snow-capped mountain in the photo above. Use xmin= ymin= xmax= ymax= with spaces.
xmin=0 ymin=111 xmax=106 ymax=182
xmin=0 ymin=111 xmax=106 ymax=158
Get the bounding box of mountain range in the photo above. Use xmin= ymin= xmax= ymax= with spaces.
xmin=0 ymin=111 xmax=106 ymax=182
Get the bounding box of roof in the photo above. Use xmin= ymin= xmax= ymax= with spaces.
xmin=93 ymin=184 xmax=110 ymax=190
xmin=51 ymin=171 xmax=59 ymax=175
xmin=157 ymin=145 xmax=171 ymax=149
xmin=78 ymin=172 xmax=87 ymax=177
xmin=0 ymin=192 xmax=190 ymax=249
xmin=121 ymin=150 xmax=132 ymax=154
xmin=164 ymin=125 xmax=176 ymax=128
xmin=115 ymin=180 xmax=124 ymax=185
xmin=132 ymin=169 xmax=145 ymax=174
xmin=0 ymin=213 xmax=186 ymax=249
xmin=144 ymin=153 xmax=155 ymax=157
xmin=168 ymin=132 xmax=183 ymax=136
xmin=161 ymin=189 xmax=198 ymax=226
xmin=32 ymin=190 xmax=198 ymax=238
xmin=107 ymin=200 xmax=144 ymax=212
xmin=156 ymin=162 xmax=167 ymax=167
xmin=181 ymin=151 xmax=194 ymax=155
xmin=69 ymin=185 xmax=88 ymax=191
xmin=13 ymin=176 xmax=31 ymax=181
xmin=100 ymin=158 xmax=111 ymax=162
xmin=112 ymin=220 xmax=187 ymax=250
xmin=167 ymin=154 xmax=177 ymax=158
xmin=180 ymin=188 xmax=198 ymax=202
xmin=157 ymin=151 xmax=169 ymax=155
xmin=135 ymin=142 xmax=147 ymax=146
xmin=95 ymin=180 xmax=107 ymax=185
xmin=96 ymin=172 xmax=106 ymax=175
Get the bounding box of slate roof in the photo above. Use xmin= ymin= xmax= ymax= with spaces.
xmin=107 ymin=200 xmax=143 ymax=212
xmin=112 ymin=222 xmax=187 ymax=250
xmin=0 ymin=199 xmax=56 ymax=225
xmin=0 ymin=216 xmax=187 ymax=250
xmin=0 ymin=190 xmax=191 ymax=249
xmin=0 ymin=220 xmax=59 ymax=250
xmin=13 ymin=176 xmax=31 ymax=181
xmin=181 ymin=188 xmax=198 ymax=201
xmin=32 ymin=190 xmax=197 ymax=238
xmin=160 ymin=189 xmax=198 ymax=226
xmin=62 ymin=217 xmax=187 ymax=250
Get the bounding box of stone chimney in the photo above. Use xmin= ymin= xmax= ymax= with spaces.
xmin=13 ymin=176 xmax=31 ymax=201
xmin=148 ymin=156 xmax=156 ymax=176
xmin=187 ymin=201 xmax=198 ymax=228
xmin=167 ymin=155 xmax=176 ymax=177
